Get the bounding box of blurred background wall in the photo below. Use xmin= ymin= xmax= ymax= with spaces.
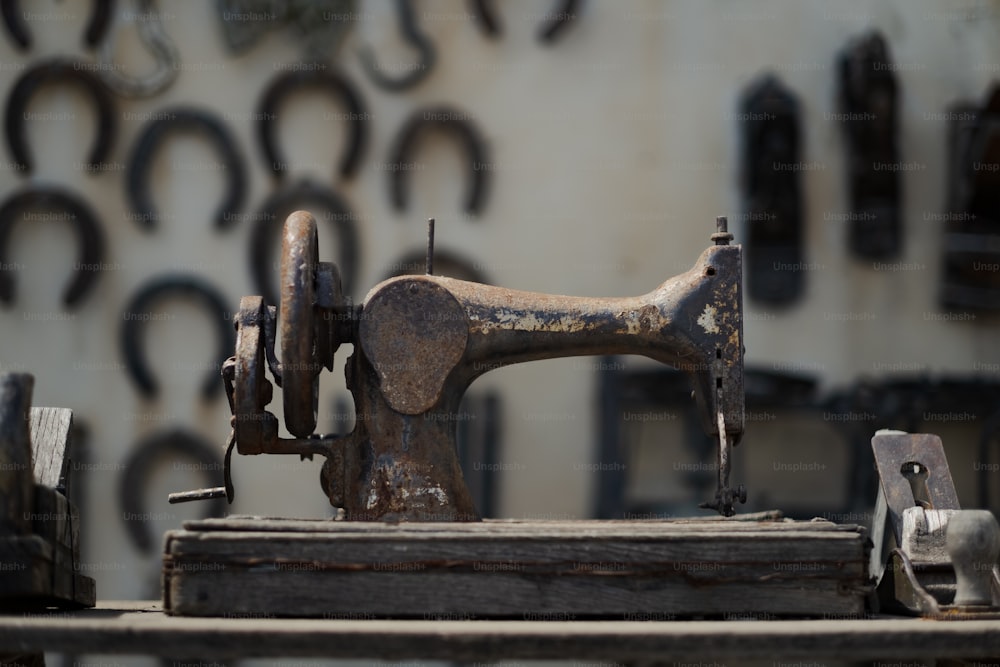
xmin=0 ymin=0 xmax=998 ymax=615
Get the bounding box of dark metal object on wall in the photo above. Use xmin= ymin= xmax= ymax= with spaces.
xmin=470 ymin=0 xmax=580 ymax=44
xmin=256 ymin=68 xmax=369 ymax=181
xmin=739 ymin=74 xmax=804 ymax=306
xmin=120 ymin=275 xmax=235 ymax=400
xmin=941 ymin=85 xmax=1000 ymax=310
xmin=119 ymin=428 xmax=226 ymax=554
xmin=125 ymin=107 xmax=246 ymax=232
xmin=388 ymin=106 xmax=490 ymax=217
xmin=0 ymin=186 xmax=106 ymax=308
xmin=0 ymin=0 xmax=114 ymax=51
xmin=249 ymin=179 xmax=360 ymax=307
xmin=4 ymin=58 xmax=117 ymax=175
xmin=214 ymin=0 xmax=357 ymax=62
xmin=359 ymin=0 xmax=436 ymax=91
xmin=837 ymin=31 xmax=902 ymax=259
xmin=97 ymin=0 xmax=179 ymax=98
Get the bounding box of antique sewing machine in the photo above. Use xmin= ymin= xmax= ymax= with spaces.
xmin=175 ymin=213 xmax=747 ymax=519
xmin=162 ymin=213 xmax=875 ymax=619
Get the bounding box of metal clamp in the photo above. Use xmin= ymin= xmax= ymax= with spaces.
xmin=388 ymin=106 xmax=490 ymax=217
xmin=125 ymin=107 xmax=247 ymax=231
xmin=120 ymin=274 xmax=235 ymax=400
xmin=4 ymin=57 xmax=117 ymax=174
xmin=0 ymin=185 xmax=106 ymax=308
xmin=256 ymin=68 xmax=369 ymax=181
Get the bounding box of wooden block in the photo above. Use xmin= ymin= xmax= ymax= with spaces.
xmin=164 ymin=517 xmax=870 ymax=619
xmin=28 ymin=407 xmax=73 ymax=489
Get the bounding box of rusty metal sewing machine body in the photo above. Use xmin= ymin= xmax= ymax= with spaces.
xmin=205 ymin=213 xmax=746 ymax=520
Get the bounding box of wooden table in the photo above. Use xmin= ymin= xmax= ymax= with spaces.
xmin=3 ymin=602 xmax=1000 ymax=661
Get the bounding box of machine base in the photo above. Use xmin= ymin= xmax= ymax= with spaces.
xmin=162 ymin=515 xmax=870 ymax=618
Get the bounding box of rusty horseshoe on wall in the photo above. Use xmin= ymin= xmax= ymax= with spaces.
xmin=388 ymin=105 xmax=490 ymax=217
xmin=119 ymin=428 xmax=226 ymax=554
xmin=125 ymin=106 xmax=247 ymax=232
xmin=359 ymin=0 xmax=436 ymax=91
xmin=256 ymin=68 xmax=369 ymax=181
xmin=470 ymin=0 xmax=580 ymax=44
xmin=4 ymin=57 xmax=117 ymax=175
xmin=120 ymin=274 xmax=235 ymax=400
xmin=0 ymin=0 xmax=114 ymax=51
xmin=0 ymin=185 xmax=106 ymax=308
xmin=250 ymin=179 xmax=360 ymax=308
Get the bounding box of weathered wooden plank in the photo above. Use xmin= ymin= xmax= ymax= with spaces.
xmin=4 ymin=601 xmax=1000 ymax=661
xmin=167 ymin=569 xmax=866 ymax=618
xmin=27 ymin=407 xmax=72 ymax=489
xmin=163 ymin=519 xmax=869 ymax=619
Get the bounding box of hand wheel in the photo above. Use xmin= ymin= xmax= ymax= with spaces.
xmin=279 ymin=211 xmax=320 ymax=438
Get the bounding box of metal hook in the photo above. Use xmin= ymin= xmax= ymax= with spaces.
xmin=0 ymin=0 xmax=114 ymax=50
xmin=4 ymin=57 xmax=117 ymax=175
xmin=256 ymin=67 xmax=369 ymax=181
xmin=0 ymin=185 xmax=106 ymax=309
xmin=388 ymin=105 xmax=490 ymax=217
xmin=119 ymin=428 xmax=227 ymax=554
xmin=125 ymin=106 xmax=247 ymax=232
xmin=470 ymin=0 xmax=580 ymax=44
xmin=97 ymin=0 xmax=180 ymax=98
xmin=250 ymin=179 xmax=360 ymax=308
xmin=358 ymin=0 xmax=436 ymax=91
xmin=120 ymin=274 xmax=235 ymax=400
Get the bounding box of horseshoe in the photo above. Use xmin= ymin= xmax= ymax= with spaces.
xmin=249 ymin=179 xmax=360 ymax=309
xmin=120 ymin=274 xmax=235 ymax=400
xmin=470 ymin=0 xmax=580 ymax=44
xmin=119 ymin=428 xmax=226 ymax=554
xmin=125 ymin=106 xmax=247 ymax=231
xmin=382 ymin=247 xmax=488 ymax=284
xmin=256 ymin=68 xmax=369 ymax=181
xmin=358 ymin=0 xmax=436 ymax=91
xmin=388 ymin=105 xmax=490 ymax=216
xmin=0 ymin=185 xmax=106 ymax=308
xmin=0 ymin=0 xmax=114 ymax=50
xmin=4 ymin=57 xmax=117 ymax=174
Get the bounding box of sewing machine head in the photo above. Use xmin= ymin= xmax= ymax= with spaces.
xmin=205 ymin=213 xmax=745 ymax=519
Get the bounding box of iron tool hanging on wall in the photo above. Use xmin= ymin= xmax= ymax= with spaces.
xmin=837 ymin=30 xmax=902 ymax=259
xmin=940 ymin=85 xmax=1000 ymax=310
xmin=739 ymin=74 xmax=805 ymax=306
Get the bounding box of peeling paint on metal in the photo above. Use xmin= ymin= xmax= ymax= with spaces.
xmin=698 ymin=305 xmax=720 ymax=334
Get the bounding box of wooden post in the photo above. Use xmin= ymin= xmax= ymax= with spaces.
xmin=0 ymin=373 xmax=34 ymax=535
